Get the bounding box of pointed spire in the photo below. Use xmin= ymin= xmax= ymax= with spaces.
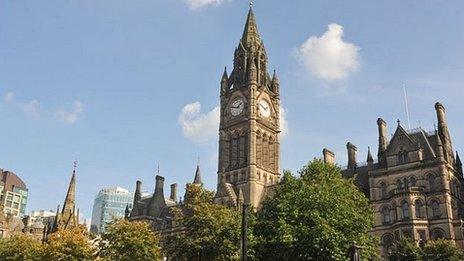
xmin=62 ymin=161 xmax=77 ymax=215
xmin=241 ymin=5 xmax=262 ymax=48
xmin=221 ymin=67 xmax=228 ymax=82
xmin=193 ymin=164 xmax=203 ymax=185
xmin=272 ymin=70 xmax=280 ymax=94
xmin=367 ymin=147 xmax=374 ymax=163
xmin=456 ymin=151 xmax=462 ymax=167
xmin=124 ymin=204 xmax=130 ymax=219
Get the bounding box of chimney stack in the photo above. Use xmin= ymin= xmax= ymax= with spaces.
xmin=322 ymin=148 xmax=335 ymax=165
xmin=347 ymin=142 xmax=357 ymax=172
xmin=170 ymin=183 xmax=178 ymax=202
xmin=435 ymin=102 xmax=454 ymax=162
xmin=154 ymin=175 xmax=165 ymax=196
xmin=377 ymin=118 xmax=388 ymax=163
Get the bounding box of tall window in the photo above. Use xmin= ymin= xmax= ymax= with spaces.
xmin=409 ymin=176 xmax=417 ymax=187
xmin=382 ymin=207 xmax=391 ymax=224
xmin=431 ymin=200 xmax=440 ymax=218
xmin=415 ymin=200 xmax=424 ymax=218
xmin=401 ymin=201 xmax=410 ymax=220
xmin=398 ymin=149 xmax=409 ymax=164
xmin=429 ymin=174 xmax=436 ymax=191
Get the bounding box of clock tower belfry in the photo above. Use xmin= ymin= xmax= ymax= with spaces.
xmin=214 ymin=7 xmax=281 ymax=209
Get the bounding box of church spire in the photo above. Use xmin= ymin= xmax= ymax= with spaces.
xmin=193 ymin=164 xmax=203 ymax=185
xmin=62 ymin=161 xmax=77 ymax=215
xmin=241 ymin=6 xmax=262 ymax=49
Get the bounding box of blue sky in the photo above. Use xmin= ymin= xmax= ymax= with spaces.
xmin=1 ymin=0 xmax=464 ymax=220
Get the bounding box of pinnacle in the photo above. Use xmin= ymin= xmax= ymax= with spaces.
xmin=241 ymin=7 xmax=261 ymax=47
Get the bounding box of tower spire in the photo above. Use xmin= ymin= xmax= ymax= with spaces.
xmin=241 ymin=4 xmax=261 ymax=48
xmin=62 ymin=161 xmax=77 ymax=214
xmin=193 ymin=163 xmax=203 ymax=185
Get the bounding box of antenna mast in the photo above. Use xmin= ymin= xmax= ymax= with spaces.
xmin=403 ymin=82 xmax=411 ymax=130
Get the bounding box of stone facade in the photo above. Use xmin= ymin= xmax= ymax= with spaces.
xmin=127 ymin=165 xmax=202 ymax=234
xmin=336 ymin=102 xmax=464 ymax=259
xmin=214 ymin=7 xmax=281 ymax=209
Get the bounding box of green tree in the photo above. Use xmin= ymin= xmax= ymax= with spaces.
xmin=164 ymin=184 xmax=241 ymax=260
xmin=99 ymin=219 xmax=162 ymax=261
xmin=42 ymin=225 xmax=96 ymax=260
xmin=253 ymin=160 xmax=377 ymax=261
xmin=0 ymin=234 xmax=44 ymax=260
xmin=422 ymin=239 xmax=464 ymax=261
xmin=388 ymin=238 xmax=422 ymax=261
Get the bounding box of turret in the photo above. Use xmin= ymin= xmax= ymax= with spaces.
xmin=347 ymin=142 xmax=357 ymax=172
xmin=456 ymin=151 xmax=463 ymax=176
xmin=377 ymin=118 xmax=388 ymax=166
xmin=272 ymin=70 xmax=280 ymax=95
xmin=367 ymin=147 xmax=374 ymax=169
xmin=221 ymin=67 xmax=228 ymax=95
xmin=435 ymin=102 xmax=454 ymax=163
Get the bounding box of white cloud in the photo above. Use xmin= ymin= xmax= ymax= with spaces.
xmin=178 ymin=102 xmax=220 ymax=143
xmin=185 ymin=0 xmax=225 ymax=10
xmin=4 ymin=92 xmax=15 ymax=104
xmin=297 ymin=23 xmax=360 ymax=81
xmin=280 ymin=107 xmax=289 ymax=137
xmin=21 ymin=100 xmax=41 ymax=118
xmin=54 ymin=101 xmax=85 ymax=124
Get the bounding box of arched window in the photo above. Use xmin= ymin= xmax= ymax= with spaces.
xmin=382 ymin=206 xmax=391 ymax=224
xmin=398 ymin=151 xmax=404 ymax=164
xmin=431 ymin=200 xmax=440 ymax=218
xmin=410 ymin=176 xmax=417 ymax=187
xmin=401 ymin=201 xmax=410 ymax=220
xmin=403 ymin=177 xmax=409 ymax=189
xmin=379 ymin=182 xmax=387 ymax=199
xmin=415 ymin=200 xmax=424 ymax=218
xmin=429 ymin=174 xmax=436 ymax=191
xmin=397 ymin=179 xmax=403 ymax=190
xmin=382 ymin=233 xmax=394 ymax=248
xmin=431 ymin=229 xmax=445 ymax=240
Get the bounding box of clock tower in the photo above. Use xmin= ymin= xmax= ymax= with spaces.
xmin=214 ymin=7 xmax=281 ymax=209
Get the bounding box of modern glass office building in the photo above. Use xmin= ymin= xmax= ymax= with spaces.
xmin=90 ymin=187 xmax=133 ymax=234
xmin=0 ymin=169 xmax=28 ymax=217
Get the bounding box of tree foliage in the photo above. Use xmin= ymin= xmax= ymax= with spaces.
xmin=252 ymin=159 xmax=377 ymax=261
xmin=388 ymin=238 xmax=422 ymax=261
xmin=422 ymin=239 xmax=464 ymax=261
xmin=99 ymin=219 xmax=162 ymax=261
xmin=388 ymin=238 xmax=464 ymax=261
xmin=0 ymin=234 xmax=44 ymax=260
xmin=42 ymin=225 xmax=96 ymax=261
xmin=164 ymin=184 xmax=241 ymax=260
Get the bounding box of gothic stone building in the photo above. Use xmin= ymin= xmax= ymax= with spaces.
xmin=213 ymin=7 xmax=281 ymax=209
xmin=128 ymin=7 xmax=282 ymax=227
xmin=335 ymin=102 xmax=464 ymax=259
xmin=128 ymin=165 xmax=203 ymax=234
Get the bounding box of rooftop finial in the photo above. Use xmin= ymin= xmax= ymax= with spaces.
xmin=73 ymin=160 xmax=78 ymax=173
xmin=249 ymin=0 xmax=253 ymax=8
xmin=157 ymin=163 xmax=160 ymax=175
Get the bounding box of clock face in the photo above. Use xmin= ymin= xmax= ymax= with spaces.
xmin=230 ymin=99 xmax=245 ymax=117
xmin=259 ymin=100 xmax=271 ymax=118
